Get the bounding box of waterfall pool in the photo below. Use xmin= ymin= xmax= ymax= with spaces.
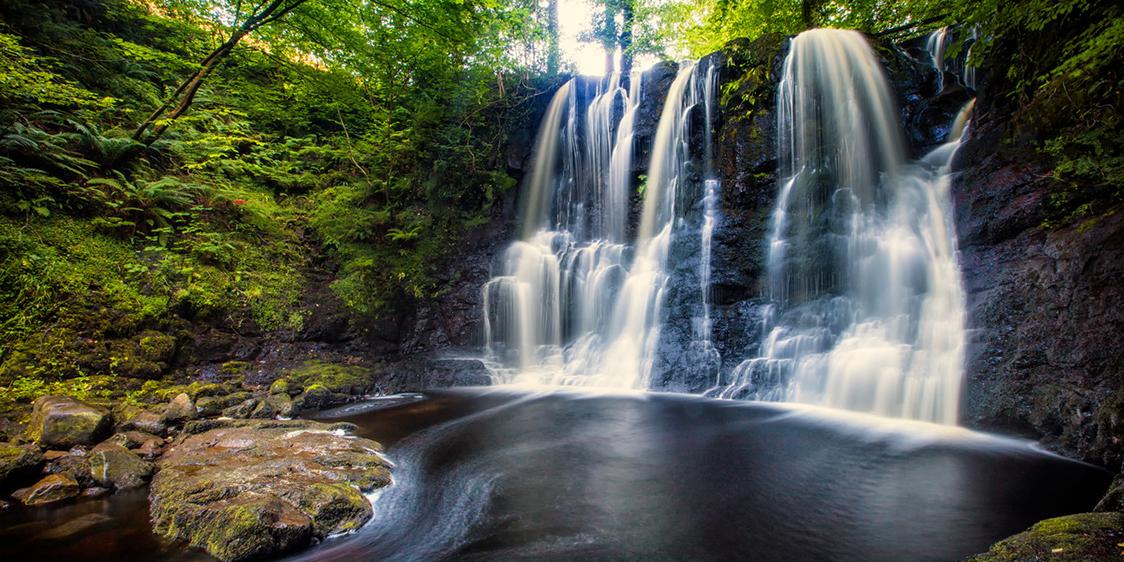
xmin=0 ymin=388 xmax=1108 ymax=562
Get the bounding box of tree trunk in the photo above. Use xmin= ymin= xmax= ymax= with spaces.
xmin=131 ymin=0 xmax=305 ymax=144
xmin=802 ymin=0 xmax=818 ymax=29
xmin=133 ymin=33 xmax=243 ymax=143
xmin=546 ymin=0 xmax=560 ymax=75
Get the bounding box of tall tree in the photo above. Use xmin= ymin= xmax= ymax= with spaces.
xmin=546 ymin=0 xmax=560 ymax=74
xmin=133 ymin=0 xmax=310 ymax=143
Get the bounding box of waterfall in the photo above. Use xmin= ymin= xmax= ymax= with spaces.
xmin=714 ymin=29 xmax=970 ymax=425
xmin=926 ymin=26 xmax=951 ymax=92
xmin=483 ymin=62 xmax=711 ymax=389
xmin=695 ymin=61 xmax=721 ymax=385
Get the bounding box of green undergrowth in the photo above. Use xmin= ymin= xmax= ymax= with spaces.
xmin=0 ymin=0 xmax=535 ymax=395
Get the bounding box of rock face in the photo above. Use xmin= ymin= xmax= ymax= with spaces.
xmin=967 ymin=512 xmax=1124 ymax=562
xmin=150 ymin=419 xmax=391 ymax=562
xmin=11 ymin=473 xmax=80 ymax=506
xmin=953 ymin=60 xmax=1124 ymax=468
xmin=25 ymin=396 xmax=111 ymax=449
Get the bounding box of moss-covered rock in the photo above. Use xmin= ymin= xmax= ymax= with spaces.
xmin=968 ymin=512 xmax=1124 ymax=561
xmin=0 ymin=442 xmax=43 ymax=488
xmin=268 ymin=378 xmax=290 ymax=396
xmin=150 ymin=419 xmax=390 ymax=561
xmin=25 ymin=395 xmax=111 ymax=449
xmin=196 ymin=392 xmax=252 ymax=417
xmin=11 ymin=473 xmax=80 ymax=506
xmin=283 ymin=360 xmax=373 ymax=396
xmin=87 ymin=442 xmax=154 ymax=489
xmin=221 ymin=398 xmax=260 ymax=419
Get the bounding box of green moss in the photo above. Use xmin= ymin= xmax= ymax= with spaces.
xmin=283 ymin=360 xmax=372 ymax=395
xmin=969 ymin=512 xmax=1124 ymax=562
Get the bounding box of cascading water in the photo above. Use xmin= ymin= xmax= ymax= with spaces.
xmin=926 ymin=26 xmax=951 ymax=92
xmin=713 ymin=29 xmax=971 ymax=425
xmin=483 ymin=62 xmax=711 ymax=389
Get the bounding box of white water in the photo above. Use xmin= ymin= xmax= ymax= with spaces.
xmin=714 ymin=29 xmax=971 ymax=425
xmin=926 ymin=26 xmax=951 ymax=92
xmin=483 ymin=62 xmax=714 ymax=389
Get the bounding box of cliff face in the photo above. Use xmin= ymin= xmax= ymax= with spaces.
xmin=954 ymin=74 xmax=1124 ymax=468
xmin=397 ymin=30 xmax=1123 ymax=472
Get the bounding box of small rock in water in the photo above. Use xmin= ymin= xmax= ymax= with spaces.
xmin=12 ymin=473 xmax=80 ymax=506
xmin=82 ymin=486 xmax=110 ymax=498
xmin=32 ymin=513 xmax=112 ymax=541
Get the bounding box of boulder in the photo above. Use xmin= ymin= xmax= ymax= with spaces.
xmin=0 ymin=442 xmax=43 ymax=488
xmin=221 ymin=398 xmax=260 ymax=419
xmin=968 ymin=512 xmax=1124 ymax=561
xmin=196 ymin=392 xmax=252 ymax=417
xmin=87 ymin=442 xmax=154 ymax=489
xmin=268 ymin=379 xmax=290 ymax=396
xmin=25 ymin=396 xmax=111 ymax=449
xmin=120 ymin=410 xmax=167 ymax=436
xmin=12 ymin=474 xmax=80 ymax=506
xmin=44 ymin=453 xmax=97 ymax=488
xmin=164 ymin=393 xmax=197 ymax=425
xmin=150 ymin=419 xmax=390 ymax=561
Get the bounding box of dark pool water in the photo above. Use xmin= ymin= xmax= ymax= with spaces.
xmin=0 ymin=388 xmax=1112 ymax=562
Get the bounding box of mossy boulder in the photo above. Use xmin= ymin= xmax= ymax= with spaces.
xmin=268 ymin=378 xmax=290 ymax=396
xmin=164 ymin=393 xmax=197 ymax=424
xmin=0 ymin=442 xmax=43 ymax=488
xmin=150 ymin=419 xmax=391 ymax=561
xmin=11 ymin=473 xmax=80 ymax=506
xmin=283 ymin=360 xmax=373 ymax=396
xmin=25 ymin=396 xmax=111 ymax=449
xmin=968 ymin=512 xmax=1124 ymax=561
xmin=196 ymin=392 xmax=252 ymax=417
xmin=291 ymin=384 xmax=351 ymax=412
xmin=87 ymin=442 xmax=154 ymax=489
xmin=221 ymin=398 xmax=260 ymax=419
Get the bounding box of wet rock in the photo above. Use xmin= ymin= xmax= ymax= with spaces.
xmin=150 ymin=419 xmax=390 ymax=561
xmin=120 ymin=410 xmax=167 ymax=436
xmin=87 ymin=442 xmax=154 ymax=489
xmin=291 ymin=384 xmax=339 ymax=412
xmin=263 ymin=393 xmax=294 ymax=418
xmin=0 ymin=442 xmax=43 ymax=488
xmin=25 ymin=396 xmax=111 ymax=449
xmin=222 ymin=398 xmax=260 ymax=419
xmin=968 ymin=512 xmax=1124 ymax=561
xmin=1095 ymin=473 xmax=1124 ymax=513
xmin=164 ymin=393 xmax=197 ymax=425
xmin=196 ymin=392 xmax=252 ymax=417
xmin=82 ymin=486 xmax=110 ymax=498
xmin=42 ymin=450 xmax=68 ymax=461
xmin=33 ymin=513 xmax=112 ymax=541
xmin=44 ymin=453 xmax=98 ymax=488
xmin=12 ymin=474 xmax=79 ymax=506
xmin=370 ymin=356 xmax=492 ymax=394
